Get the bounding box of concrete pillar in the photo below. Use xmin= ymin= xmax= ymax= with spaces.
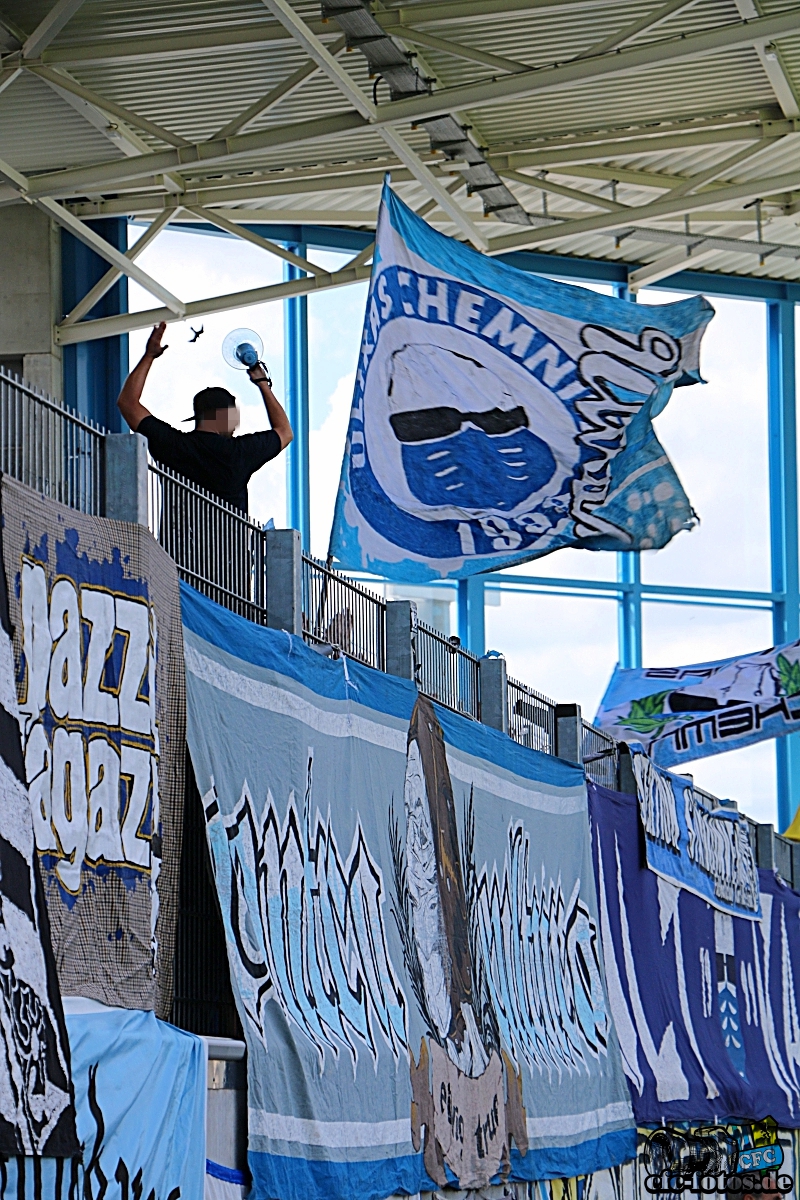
xmin=618 ymin=745 xmax=635 ymax=795
xmin=266 ymin=528 xmax=303 ymax=636
xmin=555 ymin=703 xmax=584 ymax=766
xmin=386 ymin=600 xmax=417 ymax=681
xmin=104 ymin=433 xmax=148 ymax=523
xmin=0 ymin=205 xmax=62 ymax=399
xmin=479 ymin=654 xmax=508 ymax=733
xmin=756 ymin=823 xmax=776 ymax=870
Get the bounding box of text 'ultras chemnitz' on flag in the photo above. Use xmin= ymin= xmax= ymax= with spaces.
xmin=329 ymin=182 xmax=713 ymax=582
xmin=594 ymin=637 xmax=800 ymax=770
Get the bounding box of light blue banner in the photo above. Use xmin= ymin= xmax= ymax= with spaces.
xmin=0 ymin=1006 xmax=207 ymax=1199
xmin=182 ymin=581 xmax=635 ymax=1200
xmin=626 ymin=745 xmax=761 ymax=920
xmin=329 ymin=183 xmax=713 ymax=581
xmin=595 ymin=637 xmax=800 ymax=768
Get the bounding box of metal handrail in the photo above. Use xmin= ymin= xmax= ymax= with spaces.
xmin=147 ymin=460 xmax=268 ymax=625
xmin=415 ymin=621 xmax=480 ymax=720
xmin=581 ymin=720 xmax=618 ymax=789
xmin=301 ymin=552 xmax=386 ymax=670
xmin=0 ymin=367 xmax=105 ymax=514
xmin=507 ymin=676 xmax=556 ymax=754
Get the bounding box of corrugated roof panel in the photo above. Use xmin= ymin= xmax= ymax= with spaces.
xmin=0 ymin=73 xmax=124 ymax=172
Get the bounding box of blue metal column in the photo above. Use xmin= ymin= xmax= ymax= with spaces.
xmin=614 ymin=279 xmax=643 ymax=668
xmin=617 ymin=553 xmax=643 ymax=668
xmin=458 ymin=577 xmax=486 ymax=656
xmin=283 ymin=246 xmax=311 ymax=549
xmin=61 ymin=218 xmax=129 ymax=430
xmin=767 ymin=299 xmax=800 ymax=831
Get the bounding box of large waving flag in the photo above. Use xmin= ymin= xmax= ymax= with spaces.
xmin=329 ymin=183 xmax=713 ymax=581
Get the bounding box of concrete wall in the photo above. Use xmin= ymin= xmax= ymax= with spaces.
xmin=0 ymin=204 xmax=61 ymax=398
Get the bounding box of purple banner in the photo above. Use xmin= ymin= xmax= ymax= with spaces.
xmin=589 ymin=781 xmax=800 ymax=1126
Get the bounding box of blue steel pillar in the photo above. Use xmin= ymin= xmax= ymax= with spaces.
xmin=283 ymin=246 xmax=311 ymax=550
xmin=617 ymin=553 xmax=643 ymax=668
xmin=767 ymin=299 xmax=800 ymax=831
xmin=61 ymin=218 xmax=129 ymax=430
xmin=458 ymin=576 xmax=486 ymax=656
xmin=614 ymin=279 xmax=643 ymax=668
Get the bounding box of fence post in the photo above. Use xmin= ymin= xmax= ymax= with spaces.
xmin=386 ymin=600 xmax=416 ymax=681
xmin=618 ymin=744 xmax=636 ymax=795
xmin=479 ymin=654 xmax=507 ymax=733
xmin=555 ymin=703 xmax=583 ymax=766
xmin=104 ymin=433 xmax=148 ymax=523
xmin=266 ymin=529 xmax=303 ymax=636
xmin=756 ymin=823 xmax=776 ymax=870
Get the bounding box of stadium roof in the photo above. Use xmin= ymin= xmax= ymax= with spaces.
xmin=4 ymin=0 xmax=800 ymax=340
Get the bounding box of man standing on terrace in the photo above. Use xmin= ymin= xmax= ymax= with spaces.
xmin=117 ymin=322 xmax=293 ymax=514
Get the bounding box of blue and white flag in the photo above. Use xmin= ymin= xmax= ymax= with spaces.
xmin=329 ymin=184 xmax=713 ymax=581
xmin=595 ymin=637 xmax=800 ymax=769
xmin=626 ymin=745 xmax=760 ymax=920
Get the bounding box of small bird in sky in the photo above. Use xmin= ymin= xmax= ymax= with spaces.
xmin=188 ymin=325 xmax=204 ymax=343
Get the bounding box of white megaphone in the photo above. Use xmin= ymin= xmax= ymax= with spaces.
xmin=222 ymin=327 xmax=264 ymax=370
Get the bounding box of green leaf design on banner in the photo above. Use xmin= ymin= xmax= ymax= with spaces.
xmin=619 ymin=689 xmax=673 ymax=735
xmin=777 ymin=653 xmax=800 ymax=697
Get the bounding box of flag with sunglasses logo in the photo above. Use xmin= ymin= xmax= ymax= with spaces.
xmin=329 ymin=183 xmax=713 ymax=581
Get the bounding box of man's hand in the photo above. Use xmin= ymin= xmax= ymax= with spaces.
xmin=117 ymin=325 xmax=166 ymax=430
xmin=146 ymin=322 xmax=168 ymax=359
xmin=247 ymin=362 xmax=270 ymax=385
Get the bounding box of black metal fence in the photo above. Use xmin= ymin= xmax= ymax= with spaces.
xmin=415 ymin=622 xmax=481 ymax=720
xmin=581 ymin=720 xmax=619 ymax=788
xmin=0 ymin=367 xmax=104 ymax=513
xmin=302 ymin=553 xmax=386 ymax=669
xmin=507 ymin=676 xmax=557 ymax=754
xmin=148 ymin=460 xmax=268 ymax=625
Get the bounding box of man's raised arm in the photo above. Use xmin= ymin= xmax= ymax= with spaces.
xmin=246 ymin=363 xmax=293 ymax=448
xmin=117 ymin=322 xmax=169 ymax=431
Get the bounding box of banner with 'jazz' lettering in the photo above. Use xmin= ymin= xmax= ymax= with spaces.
xmin=329 ymin=182 xmax=713 ymax=581
xmin=1 ymin=477 xmax=184 ymax=1017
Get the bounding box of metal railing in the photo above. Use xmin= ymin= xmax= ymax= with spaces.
xmin=415 ymin=623 xmax=480 ymax=720
xmin=302 ymin=553 xmax=386 ymax=670
xmin=0 ymin=367 xmax=104 ymax=513
xmin=581 ymin=720 xmax=618 ymax=789
xmin=147 ymin=460 xmax=268 ymax=625
xmin=507 ymin=676 xmax=556 ymax=754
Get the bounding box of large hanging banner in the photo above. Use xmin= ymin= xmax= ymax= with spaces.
xmin=627 ymin=746 xmax=760 ymax=919
xmin=0 ymin=1004 xmax=206 ymax=1199
xmin=329 ymin=182 xmax=713 ymax=582
xmin=181 ymin=582 xmax=635 ymax=1200
xmin=0 ymin=513 xmax=78 ymax=1157
xmin=590 ymin=779 xmax=800 ymax=1126
xmin=1 ymin=477 xmax=184 ymax=1018
xmin=595 ymin=637 xmax=800 ymax=768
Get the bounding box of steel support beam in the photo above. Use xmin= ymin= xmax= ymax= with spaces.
xmin=22 ymin=0 xmax=87 ymax=59
xmin=54 ymin=258 xmax=373 ymax=344
xmin=487 ymin=166 xmax=800 ymax=253
xmin=284 ymin=246 xmax=311 ymax=550
xmin=373 ymin=10 xmax=800 ymax=125
xmin=61 ymin=207 xmax=179 ymax=326
xmin=767 ymin=299 xmax=800 ymax=832
xmin=458 ymin=576 xmax=486 ymax=657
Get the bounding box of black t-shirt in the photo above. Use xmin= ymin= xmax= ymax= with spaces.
xmin=138 ymin=416 xmax=282 ymax=514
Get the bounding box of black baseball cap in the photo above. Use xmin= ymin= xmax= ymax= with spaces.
xmin=183 ymin=386 xmax=237 ymax=422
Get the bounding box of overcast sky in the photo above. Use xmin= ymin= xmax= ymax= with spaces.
xmin=128 ymin=226 xmax=782 ymax=825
